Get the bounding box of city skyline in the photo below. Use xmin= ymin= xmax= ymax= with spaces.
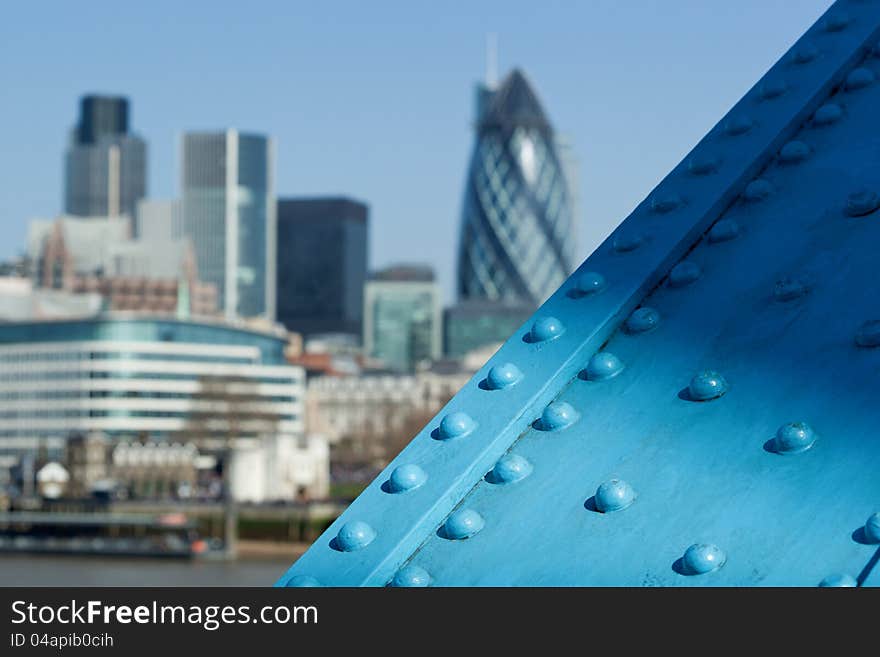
xmin=1 ymin=0 xmax=834 ymax=302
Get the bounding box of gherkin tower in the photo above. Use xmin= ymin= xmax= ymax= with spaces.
xmin=456 ymin=68 xmax=578 ymax=305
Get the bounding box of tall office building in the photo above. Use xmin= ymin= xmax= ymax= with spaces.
xmin=64 ymin=95 xmax=147 ymax=218
xmin=181 ymin=130 xmax=275 ymax=320
xmin=456 ymin=68 xmax=578 ymax=305
xmin=363 ymin=265 xmax=442 ymax=373
xmin=276 ymin=197 xmax=368 ymax=338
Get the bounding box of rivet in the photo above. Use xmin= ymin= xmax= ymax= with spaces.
xmin=688 ymin=155 xmax=719 ymax=176
xmin=443 ymin=508 xmax=484 ymax=540
xmin=818 ymin=574 xmax=857 ymax=587
xmin=844 ymin=189 xmax=880 ymax=217
xmin=335 ymin=521 xmax=376 ymax=552
xmin=773 ymin=422 xmax=817 ymax=454
xmin=491 ymin=453 xmax=533 ymax=484
xmin=594 ymin=479 xmax=636 ymax=512
xmin=743 ymin=178 xmax=773 ymax=202
xmin=613 ymin=232 xmax=645 ymax=253
xmin=538 ymin=401 xmax=579 ymax=431
xmin=285 ymin=575 xmax=322 ymax=587
xmin=585 ymin=351 xmax=625 ymax=381
xmin=845 ymin=67 xmax=875 ymax=91
xmin=438 ymin=412 xmax=477 ymax=440
xmin=774 ymin=277 xmax=808 ymax=302
xmin=668 ymin=261 xmax=701 ymax=288
xmin=688 ymin=371 xmax=728 ymax=401
xmin=855 ymin=320 xmax=880 ymax=347
xmin=682 ymin=543 xmax=727 ymax=575
xmin=388 ymin=464 xmax=427 ymax=493
xmin=486 ymin=362 xmax=524 ymax=389
xmin=759 ymin=79 xmax=788 ymax=100
xmin=724 ymin=116 xmax=754 ymax=136
xmin=651 ymin=193 xmax=682 ymax=214
xmin=529 ymin=316 xmax=565 ymax=342
xmin=812 ymin=103 xmax=843 ymax=126
xmin=778 ymin=140 xmax=810 ymax=164
xmin=823 ymin=13 xmax=849 ymax=33
xmin=390 ymin=564 xmax=431 ymax=587
xmin=792 ymin=42 xmax=819 ymax=64
xmin=574 ymin=271 xmax=606 ymax=295
xmin=708 ymin=219 xmax=740 ymax=243
xmin=624 ymin=307 xmax=661 ymax=334
xmin=864 ymin=512 xmax=880 ymax=543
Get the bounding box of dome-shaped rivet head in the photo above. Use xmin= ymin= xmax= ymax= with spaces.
xmin=819 ymin=574 xmax=857 ymax=587
xmin=845 ymin=189 xmax=880 ymax=217
xmin=823 ymin=14 xmax=849 ymax=33
xmin=651 ymin=193 xmax=682 ymax=214
xmin=529 ymin=316 xmax=565 ymax=342
xmin=486 ymin=362 xmax=523 ymax=389
xmin=574 ymin=271 xmax=606 ymax=296
xmin=390 ymin=564 xmax=431 ymax=587
xmin=845 ymin=67 xmax=875 ymax=91
xmin=491 ymin=453 xmax=533 ymax=484
xmin=855 ymin=319 xmax=880 ymax=348
xmin=335 ymin=520 xmax=376 ymax=552
xmin=443 ymin=508 xmax=484 ymax=540
xmin=285 ymin=575 xmax=322 ymax=587
xmin=624 ymin=307 xmax=661 ymax=334
xmin=688 ymin=371 xmax=728 ymax=401
xmin=594 ymin=479 xmax=636 ymax=513
xmin=792 ymin=42 xmax=819 ymax=64
xmin=613 ymin=232 xmax=645 ymax=253
xmin=682 ymin=543 xmax=727 ymax=575
xmin=688 ymin=155 xmax=719 ymax=176
xmin=864 ymin=512 xmax=880 ymax=544
xmin=774 ymin=422 xmax=817 ymax=454
xmin=438 ymin=412 xmax=476 ymax=440
xmin=812 ymin=102 xmax=843 ymax=127
xmin=724 ymin=115 xmax=754 ymax=136
xmin=388 ymin=464 xmax=427 ymax=493
xmin=538 ymin=401 xmax=579 ymax=431
xmin=774 ymin=277 xmax=808 ymax=302
xmin=760 ymin=79 xmax=788 ymax=100
xmin=669 ymin=261 xmax=701 ymax=287
xmin=585 ymin=352 xmax=625 ymax=381
xmin=743 ymin=178 xmax=773 ymax=202
xmin=778 ymin=140 xmax=810 ymax=164
xmin=708 ymin=219 xmax=740 ymax=244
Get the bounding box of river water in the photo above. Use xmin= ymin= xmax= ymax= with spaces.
xmin=0 ymin=555 xmax=293 ymax=586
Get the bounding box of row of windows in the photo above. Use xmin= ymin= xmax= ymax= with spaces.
xmin=0 ymin=371 xmax=297 ymax=384
xmin=0 ymin=409 xmax=298 ymax=420
xmin=0 ymin=351 xmax=254 ymax=365
xmin=0 ymin=390 xmax=296 ymax=403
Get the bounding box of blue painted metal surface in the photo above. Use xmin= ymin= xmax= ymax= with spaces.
xmin=278 ymin=1 xmax=880 ymax=586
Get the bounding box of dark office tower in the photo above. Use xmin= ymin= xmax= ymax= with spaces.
xmin=181 ymin=130 xmax=276 ymax=320
xmin=456 ymin=69 xmax=579 ymax=305
xmin=276 ymin=198 xmax=368 ymax=337
xmin=64 ymin=94 xmax=147 ymax=218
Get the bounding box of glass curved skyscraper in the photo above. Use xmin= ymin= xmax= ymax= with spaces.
xmin=457 ymin=69 xmax=578 ymax=305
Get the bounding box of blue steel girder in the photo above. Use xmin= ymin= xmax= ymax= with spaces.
xmin=278 ymin=0 xmax=880 ymax=587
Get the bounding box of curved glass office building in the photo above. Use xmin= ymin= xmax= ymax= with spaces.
xmin=0 ymin=315 xmax=302 ymax=454
xmin=457 ymin=69 xmax=578 ymax=305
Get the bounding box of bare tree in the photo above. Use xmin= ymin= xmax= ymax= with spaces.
xmin=183 ymin=375 xmax=285 ymax=559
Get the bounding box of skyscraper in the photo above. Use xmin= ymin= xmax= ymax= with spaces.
xmin=363 ymin=265 xmax=442 ymax=372
xmin=276 ymin=197 xmax=368 ymax=338
xmin=456 ymin=69 xmax=578 ymax=305
xmin=64 ymin=95 xmax=147 ymax=218
xmin=181 ymin=130 xmax=275 ymax=320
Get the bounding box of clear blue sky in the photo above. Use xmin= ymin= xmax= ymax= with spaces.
xmin=0 ymin=0 xmax=833 ymax=302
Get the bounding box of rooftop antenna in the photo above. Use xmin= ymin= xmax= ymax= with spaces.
xmin=486 ymin=33 xmax=498 ymax=88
